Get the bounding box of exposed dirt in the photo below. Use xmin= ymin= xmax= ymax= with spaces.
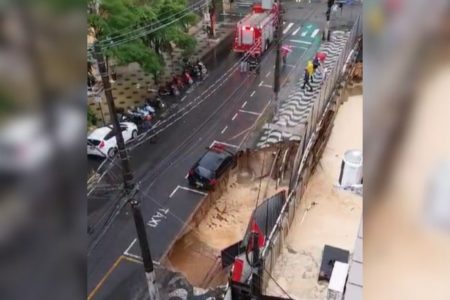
xmin=266 ymin=94 xmax=363 ymax=299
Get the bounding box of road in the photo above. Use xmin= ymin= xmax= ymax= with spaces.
xmin=87 ymin=1 xmax=360 ymax=298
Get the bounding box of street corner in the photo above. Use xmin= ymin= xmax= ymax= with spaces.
xmin=88 ymin=255 xmax=144 ymax=300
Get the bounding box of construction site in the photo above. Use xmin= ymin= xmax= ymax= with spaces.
xmin=158 ymin=18 xmax=363 ymax=300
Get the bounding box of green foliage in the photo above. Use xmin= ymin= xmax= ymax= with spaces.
xmin=87 ymin=105 xmax=97 ymax=127
xmin=88 ymin=0 xmax=199 ymax=80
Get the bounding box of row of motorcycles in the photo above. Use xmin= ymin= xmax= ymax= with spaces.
xmin=118 ymin=97 xmax=166 ymax=130
xmin=158 ymin=60 xmax=207 ymax=96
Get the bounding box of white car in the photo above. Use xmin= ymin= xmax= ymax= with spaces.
xmin=87 ymin=122 xmax=138 ymax=158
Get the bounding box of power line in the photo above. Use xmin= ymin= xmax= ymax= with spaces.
xmin=96 ymin=0 xmax=208 ymax=46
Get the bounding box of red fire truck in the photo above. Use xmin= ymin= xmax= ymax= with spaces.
xmin=232 ymin=2 xmax=280 ymax=55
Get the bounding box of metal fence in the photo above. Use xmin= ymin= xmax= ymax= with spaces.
xmin=258 ymin=15 xmax=362 ymax=291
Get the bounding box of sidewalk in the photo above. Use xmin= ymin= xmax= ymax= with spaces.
xmin=88 ymin=20 xmax=236 ymax=124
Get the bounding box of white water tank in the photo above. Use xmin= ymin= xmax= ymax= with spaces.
xmin=339 ymin=150 xmax=363 ymax=187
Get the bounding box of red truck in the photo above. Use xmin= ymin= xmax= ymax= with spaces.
xmin=232 ymin=2 xmax=280 ymax=55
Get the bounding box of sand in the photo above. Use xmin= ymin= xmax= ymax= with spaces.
xmin=168 ymin=174 xmax=286 ymax=287
xmin=265 ymin=95 xmax=363 ymax=299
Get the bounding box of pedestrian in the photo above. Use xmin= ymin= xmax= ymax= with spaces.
xmin=313 ymin=56 xmax=321 ymax=74
xmin=306 ymin=60 xmax=314 ymax=83
xmin=302 ymin=68 xmax=313 ymax=92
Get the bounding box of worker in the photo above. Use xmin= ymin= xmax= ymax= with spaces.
xmin=306 ymin=60 xmax=314 ymax=83
xmin=302 ymin=68 xmax=313 ymax=92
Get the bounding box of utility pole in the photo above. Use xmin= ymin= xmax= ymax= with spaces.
xmin=209 ymin=0 xmax=217 ymax=38
xmin=324 ymin=0 xmax=334 ymax=41
xmin=93 ymin=43 xmax=159 ymax=300
xmin=250 ymin=229 xmax=261 ymax=299
xmin=273 ymin=0 xmax=283 ymax=115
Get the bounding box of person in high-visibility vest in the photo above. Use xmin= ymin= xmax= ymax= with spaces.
xmin=306 ymin=60 xmax=314 ymax=83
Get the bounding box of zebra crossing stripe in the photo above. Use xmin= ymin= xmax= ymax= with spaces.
xmin=311 ymin=29 xmax=320 ymax=38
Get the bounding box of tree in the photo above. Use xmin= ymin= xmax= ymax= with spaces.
xmin=88 ymin=0 xmax=198 ymax=80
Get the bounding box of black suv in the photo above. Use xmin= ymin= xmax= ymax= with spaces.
xmin=188 ymin=144 xmax=235 ymax=190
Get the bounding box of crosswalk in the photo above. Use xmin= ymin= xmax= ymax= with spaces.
xmin=282 ymin=22 xmax=321 ymax=41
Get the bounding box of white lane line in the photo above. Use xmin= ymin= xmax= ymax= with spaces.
xmin=221 ymin=126 xmax=228 ymax=134
xmin=241 ymin=101 xmax=248 ymax=108
xmin=290 ymin=39 xmax=312 ymax=45
xmin=232 ymin=113 xmax=238 ymax=121
xmin=169 ymin=186 xmax=180 ymax=198
xmin=258 ymin=80 xmax=264 ymax=86
xmin=250 ymin=90 xmax=256 ymax=97
xmin=292 ymin=26 xmax=301 ymax=35
xmin=185 ymin=173 xmax=189 ymax=179
xmin=181 ymin=95 xmax=187 ymax=102
xmin=265 ymin=71 xmax=271 ymax=78
xmin=124 ymin=238 xmax=137 ymax=257
xmin=289 ymin=45 xmax=309 ymax=50
xmin=261 ymin=84 xmax=273 ymax=88
xmin=283 ymin=22 xmax=294 ymax=34
xmin=286 ymin=64 xmax=296 ymax=68
xmin=212 ymin=140 xmax=239 ymax=149
xmin=301 ymin=31 xmax=307 ymax=37
xmin=311 ymin=29 xmax=320 ymax=38
xmin=178 ymin=186 xmax=207 ymax=196
xmin=239 ymin=109 xmax=261 ymax=116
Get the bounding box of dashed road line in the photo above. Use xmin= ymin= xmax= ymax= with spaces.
xmin=169 ymin=186 xmax=180 ymax=198
xmin=283 ymin=22 xmax=294 ymax=34
xmin=241 ymin=101 xmax=248 ymax=108
xmin=292 ymin=26 xmax=301 ymax=35
xmin=181 ymin=95 xmax=187 ymax=102
xmin=261 ymin=84 xmax=273 ymax=88
xmin=290 ymin=39 xmax=312 ymax=45
xmin=232 ymin=113 xmax=238 ymax=121
xmin=221 ymin=126 xmax=228 ymax=134
xmin=239 ymin=109 xmax=261 ymax=116
xmin=265 ymin=71 xmax=271 ymax=78
xmin=311 ymin=28 xmax=320 ymax=38
xmin=258 ymin=80 xmax=264 ymax=86
xmin=250 ymin=90 xmax=256 ymax=97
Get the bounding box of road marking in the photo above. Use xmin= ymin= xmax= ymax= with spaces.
xmin=286 ymin=64 xmax=296 ymax=68
xmin=258 ymin=80 xmax=264 ymax=86
xmin=88 ymin=256 xmax=125 ymax=300
xmin=283 ymin=22 xmax=294 ymax=34
xmin=178 ymin=186 xmax=207 ymax=196
xmin=283 ymin=21 xmax=286 ymax=25
xmin=292 ymin=26 xmax=301 ymax=35
xmin=239 ymin=109 xmax=261 ymax=116
xmin=311 ymin=29 xmax=320 ymax=38
xmin=211 ymin=140 xmax=239 ymax=149
xmin=232 ymin=113 xmax=238 ymax=121
xmin=261 ymin=84 xmax=273 ymax=88
xmin=123 ymin=256 xmax=143 ymax=264
xmin=169 ymin=186 xmax=180 ymax=198
xmin=221 ymin=126 xmax=228 ymax=134
xmin=289 ymin=45 xmax=309 ymax=50
xmin=181 ymin=95 xmax=187 ymax=102
xmin=301 ymin=31 xmax=307 ymax=37
xmin=124 ymin=238 xmax=137 ymax=258
xmin=250 ymin=90 xmax=256 ymax=97
xmin=290 ymin=39 xmax=312 ymax=45
xmin=185 ymin=173 xmax=189 ymax=179
xmin=241 ymin=101 xmax=248 ymax=108
xmin=265 ymin=71 xmax=271 ymax=78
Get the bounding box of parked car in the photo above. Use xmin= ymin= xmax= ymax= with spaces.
xmin=87 ymin=122 xmax=138 ymax=158
xmin=188 ymin=144 xmax=235 ymax=190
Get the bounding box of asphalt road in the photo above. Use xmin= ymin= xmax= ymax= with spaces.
xmin=87 ymin=1 xmax=361 ymax=298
